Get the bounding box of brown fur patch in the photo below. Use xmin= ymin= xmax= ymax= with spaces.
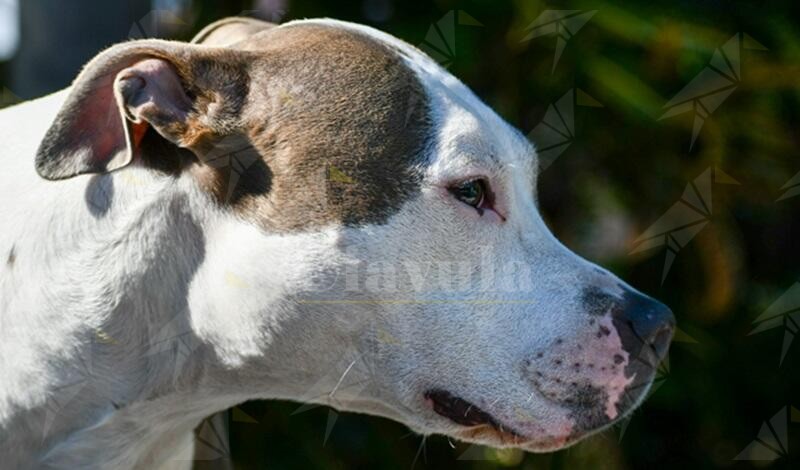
xmin=193 ymin=23 xmax=432 ymax=230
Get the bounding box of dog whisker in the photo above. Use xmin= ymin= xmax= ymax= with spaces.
xmin=410 ymin=435 xmax=427 ymax=470
xmin=328 ymin=359 xmax=357 ymax=399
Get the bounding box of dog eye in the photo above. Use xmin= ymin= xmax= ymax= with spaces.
xmin=449 ymin=179 xmax=487 ymax=209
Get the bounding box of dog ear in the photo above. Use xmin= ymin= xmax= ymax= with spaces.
xmin=35 ymin=40 xmax=248 ymax=180
xmin=191 ymin=16 xmax=276 ymax=46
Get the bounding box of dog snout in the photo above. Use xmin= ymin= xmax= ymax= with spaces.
xmin=615 ymin=291 xmax=674 ymax=363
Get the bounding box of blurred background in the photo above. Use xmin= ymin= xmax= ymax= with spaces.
xmin=2 ymin=0 xmax=799 ymax=468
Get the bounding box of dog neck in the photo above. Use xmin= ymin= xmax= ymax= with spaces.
xmin=0 ymin=166 xmax=251 ymax=466
xmin=1 ymin=163 xmax=366 ymax=467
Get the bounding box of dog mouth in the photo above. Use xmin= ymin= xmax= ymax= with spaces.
xmin=424 ymin=389 xmax=522 ymax=439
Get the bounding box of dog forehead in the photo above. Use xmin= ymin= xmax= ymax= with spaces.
xmin=291 ymin=20 xmax=536 ymax=178
xmin=203 ymin=22 xmax=433 ymax=231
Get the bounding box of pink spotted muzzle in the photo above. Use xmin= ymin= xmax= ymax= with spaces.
xmin=422 ymin=287 xmax=674 ymax=449
xmin=527 ymin=288 xmax=674 ymax=435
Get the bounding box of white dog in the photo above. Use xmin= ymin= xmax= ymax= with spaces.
xmin=0 ymin=17 xmax=674 ymax=468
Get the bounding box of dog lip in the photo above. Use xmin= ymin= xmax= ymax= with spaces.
xmin=424 ymin=389 xmax=522 ymax=438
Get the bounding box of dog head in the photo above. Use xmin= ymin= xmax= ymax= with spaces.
xmin=36 ymin=18 xmax=674 ymax=451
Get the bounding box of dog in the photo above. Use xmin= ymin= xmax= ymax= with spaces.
xmin=0 ymin=17 xmax=674 ymax=468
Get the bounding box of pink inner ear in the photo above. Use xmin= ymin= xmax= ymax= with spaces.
xmin=71 ymin=75 xmax=129 ymax=169
xmin=116 ymin=58 xmax=192 ymax=141
xmin=37 ymin=52 xmax=197 ymax=180
xmin=36 ymin=47 xmax=201 ymax=180
xmin=68 ymin=57 xmax=189 ymax=169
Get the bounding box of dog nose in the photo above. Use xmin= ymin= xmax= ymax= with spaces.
xmin=617 ymin=292 xmax=675 ymax=361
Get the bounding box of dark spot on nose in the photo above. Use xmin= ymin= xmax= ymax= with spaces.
xmin=613 ymin=354 xmax=624 ymax=364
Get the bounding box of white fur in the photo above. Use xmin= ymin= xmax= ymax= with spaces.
xmin=0 ymin=19 xmax=647 ymax=468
